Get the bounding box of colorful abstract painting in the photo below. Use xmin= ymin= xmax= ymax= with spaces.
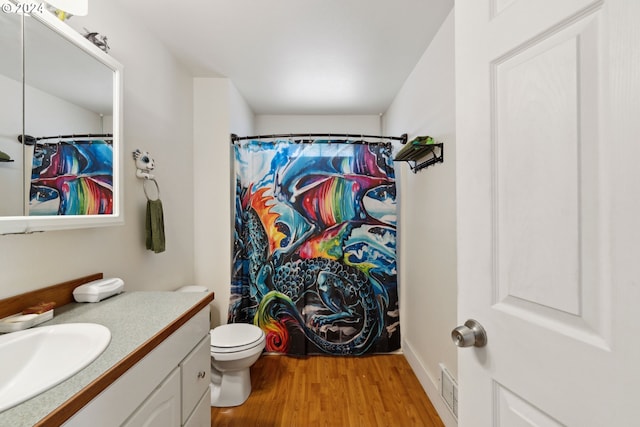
xmin=29 ymin=140 xmax=113 ymax=215
xmin=230 ymin=139 xmax=400 ymax=355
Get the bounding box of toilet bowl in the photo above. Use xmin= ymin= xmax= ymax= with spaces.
xmin=175 ymin=286 xmax=265 ymax=407
xmin=210 ymin=323 xmax=265 ymax=407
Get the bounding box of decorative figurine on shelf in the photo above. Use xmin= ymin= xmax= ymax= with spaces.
xmin=82 ymin=28 xmax=110 ymax=53
xmin=133 ymin=149 xmax=155 ymax=179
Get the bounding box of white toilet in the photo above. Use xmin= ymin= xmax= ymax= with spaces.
xmin=176 ymin=286 xmax=266 ymax=407
xmin=210 ymin=322 xmax=266 ymax=407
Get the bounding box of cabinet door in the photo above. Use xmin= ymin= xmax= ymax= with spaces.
xmin=183 ymin=391 xmax=211 ymax=427
xmin=122 ymin=367 xmax=181 ymax=427
xmin=181 ymin=335 xmax=211 ymax=424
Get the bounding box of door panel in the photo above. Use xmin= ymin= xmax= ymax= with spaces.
xmin=492 ymin=9 xmax=610 ymax=346
xmin=496 ymin=33 xmax=582 ymax=315
xmin=495 ymin=383 xmax=563 ymax=427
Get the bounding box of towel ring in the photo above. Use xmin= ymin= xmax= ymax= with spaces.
xmin=143 ymin=178 xmax=160 ymax=201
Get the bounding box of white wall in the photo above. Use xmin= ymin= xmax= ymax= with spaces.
xmin=383 ymin=10 xmax=457 ymax=426
xmin=229 ymin=84 xmax=255 ymax=137
xmin=193 ymin=78 xmax=254 ymax=327
xmin=255 ymin=114 xmax=380 ymax=135
xmin=0 ymin=0 xmax=195 ymax=296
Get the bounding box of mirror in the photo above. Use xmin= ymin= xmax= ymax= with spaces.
xmin=0 ymin=8 xmax=123 ymax=234
xmin=0 ymin=12 xmax=23 ymax=217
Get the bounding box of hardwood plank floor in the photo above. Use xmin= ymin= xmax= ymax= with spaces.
xmin=211 ymin=354 xmax=445 ymax=427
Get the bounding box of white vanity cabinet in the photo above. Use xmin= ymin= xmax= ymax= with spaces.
xmin=64 ymin=307 xmax=211 ymax=427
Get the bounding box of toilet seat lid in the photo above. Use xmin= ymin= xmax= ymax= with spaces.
xmin=211 ymin=323 xmax=264 ymax=352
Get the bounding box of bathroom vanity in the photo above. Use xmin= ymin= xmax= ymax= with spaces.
xmin=0 ymin=275 xmax=214 ymax=427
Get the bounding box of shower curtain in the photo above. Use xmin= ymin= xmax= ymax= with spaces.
xmin=29 ymin=140 xmax=113 ymax=215
xmin=230 ymin=139 xmax=400 ymax=356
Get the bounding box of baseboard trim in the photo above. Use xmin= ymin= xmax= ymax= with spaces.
xmin=403 ymin=339 xmax=457 ymax=427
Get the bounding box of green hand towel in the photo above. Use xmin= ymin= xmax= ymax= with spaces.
xmin=146 ymin=199 xmax=165 ymax=253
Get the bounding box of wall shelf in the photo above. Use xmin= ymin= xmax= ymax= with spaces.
xmin=393 ymin=136 xmax=444 ymax=173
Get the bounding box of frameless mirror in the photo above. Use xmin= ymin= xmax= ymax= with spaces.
xmin=0 ymin=8 xmax=123 ymax=234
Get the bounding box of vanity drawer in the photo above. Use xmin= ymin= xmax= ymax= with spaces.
xmin=181 ymin=334 xmax=210 ymax=423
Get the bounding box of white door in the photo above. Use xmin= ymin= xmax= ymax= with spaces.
xmin=455 ymin=0 xmax=640 ymax=425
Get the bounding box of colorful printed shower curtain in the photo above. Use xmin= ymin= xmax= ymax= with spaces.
xmin=29 ymin=140 xmax=113 ymax=215
xmin=230 ymin=139 xmax=400 ymax=355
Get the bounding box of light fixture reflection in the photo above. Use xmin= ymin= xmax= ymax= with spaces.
xmin=44 ymin=0 xmax=88 ymax=16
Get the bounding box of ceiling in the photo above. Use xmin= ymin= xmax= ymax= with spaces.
xmin=114 ymin=0 xmax=453 ymax=115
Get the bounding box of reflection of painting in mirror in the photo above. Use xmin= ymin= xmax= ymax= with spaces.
xmin=30 ymin=139 xmax=113 ymax=215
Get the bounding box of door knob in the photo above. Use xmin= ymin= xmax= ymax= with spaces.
xmin=451 ymin=319 xmax=487 ymax=348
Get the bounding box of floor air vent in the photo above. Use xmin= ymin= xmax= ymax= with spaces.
xmin=439 ymin=363 xmax=458 ymax=419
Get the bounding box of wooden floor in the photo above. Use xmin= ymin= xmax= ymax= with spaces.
xmin=211 ymin=354 xmax=445 ymax=427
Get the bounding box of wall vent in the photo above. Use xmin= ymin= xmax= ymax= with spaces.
xmin=439 ymin=363 xmax=458 ymax=419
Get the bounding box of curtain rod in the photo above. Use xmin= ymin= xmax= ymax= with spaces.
xmin=230 ymin=133 xmax=407 ymax=144
xmin=18 ymin=133 xmax=113 ymax=145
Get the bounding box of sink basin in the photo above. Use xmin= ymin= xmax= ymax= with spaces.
xmin=0 ymin=323 xmax=111 ymax=412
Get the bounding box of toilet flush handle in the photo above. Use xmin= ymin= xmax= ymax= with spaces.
xmin=197 ymin=371 xmax=206 ymax=379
